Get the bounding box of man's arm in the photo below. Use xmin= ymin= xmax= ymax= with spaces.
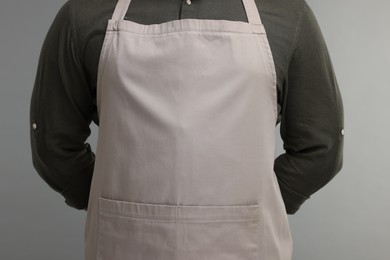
xmin=274 ymin=1 xmax=345 ymax=214
xmin=29 ymin=1 xmax=96 ymax=210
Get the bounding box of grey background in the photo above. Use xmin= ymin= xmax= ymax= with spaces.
xmin=1 ymin=0 xmax=389 ymax=259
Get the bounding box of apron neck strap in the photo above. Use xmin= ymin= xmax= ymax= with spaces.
xmin=112 ymin=0 xmax=131 ymax=21
xmin=242 ymin=0 xmax=262 ymax=26
xmin=111 ymin=0 xmax=263 ymax=26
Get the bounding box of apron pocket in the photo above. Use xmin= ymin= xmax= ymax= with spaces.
xmin=97 ymin=197 xmax=260 ymax=260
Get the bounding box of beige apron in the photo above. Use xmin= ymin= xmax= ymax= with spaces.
xmin=84 ymin=0 xmax=293 ymax=259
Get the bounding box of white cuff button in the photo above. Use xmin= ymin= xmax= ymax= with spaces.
xmin=186 ymin=0 xmax=191 ymax=5
xmin=32 ymin=123 xmax=37 ymax=130
xmin=340 ymin=129 xmax=344 ymax=136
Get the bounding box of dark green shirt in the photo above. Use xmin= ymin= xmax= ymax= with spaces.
xmin=29 ymin=0 xmax=344 ymax=214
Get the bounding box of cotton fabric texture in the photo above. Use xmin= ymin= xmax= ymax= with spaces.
xmin=84 ymin=0 xmax=292 ymax=259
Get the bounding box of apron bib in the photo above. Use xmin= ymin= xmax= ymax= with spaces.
xmin=84 ymin=0 xmax=293 ymax=259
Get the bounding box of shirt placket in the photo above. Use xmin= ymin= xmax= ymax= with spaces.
xmin=181 ymin=0 xmax=197 ymax=18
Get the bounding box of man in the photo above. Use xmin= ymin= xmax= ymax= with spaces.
xmin=30 ymin=0 xmax=344 ymax=259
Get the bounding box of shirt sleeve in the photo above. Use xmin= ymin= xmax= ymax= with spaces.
xmin=274 ymin=1 xmax=345 ymax=214
xmin=29 ymin=1 xmax=96 ymax=210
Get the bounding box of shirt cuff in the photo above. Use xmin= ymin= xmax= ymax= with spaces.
xmin=277 ymin=178 xmax=310 ymax=214
xmin=60 ymin=164 xmax=94 ymax=210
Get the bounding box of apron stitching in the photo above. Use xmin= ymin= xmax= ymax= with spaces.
xmin=96 ymin=31 xmax=115 ymax=116
xmin=89 ymin=0 xmax=290 ymax=258
xmin=260 ymin=33 xmax=278 ymax=123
